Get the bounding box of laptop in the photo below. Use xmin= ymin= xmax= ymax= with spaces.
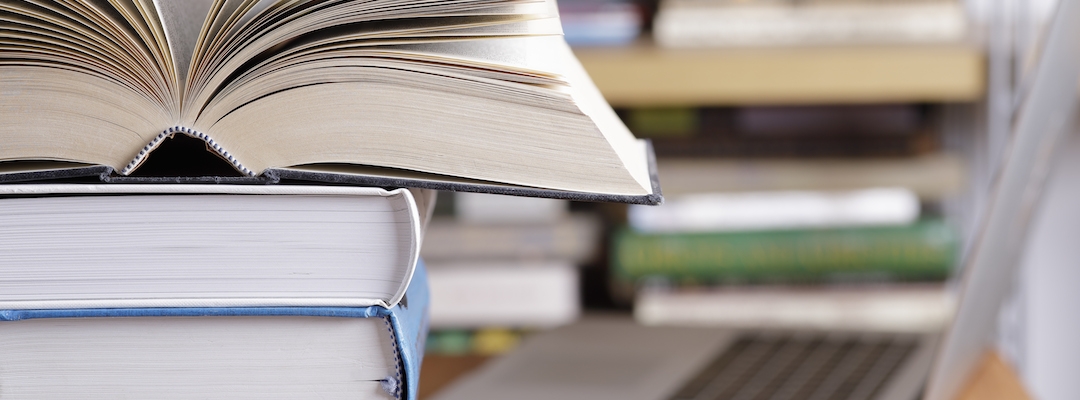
xmin=432 ymin=316 xmax=937 ymax=400
xmin=432 ymin=0 xmax=1080 ymax=399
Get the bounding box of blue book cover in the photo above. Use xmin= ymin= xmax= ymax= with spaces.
xmin=0 ymin=260 xmax=431 ymax=400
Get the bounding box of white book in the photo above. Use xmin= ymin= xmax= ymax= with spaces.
xmin=454 ymin=192 xmax=569 ymax=224
xmin=0 ymin=184 xmax=429 ymax=309
xmin=654 ymin=154 xmax=965 ymax=200
xmin=421 ymin=215 xmax=601 ymax=263
xmin=655 ymin=0 xmax=968 ymax=47
xmin=628 ymin=187 xmax=920 ymax=233
xmin=635 ymin=284 xmax=955 ymax=333
xmin=427 ymin=261 xmax=580 ymax=328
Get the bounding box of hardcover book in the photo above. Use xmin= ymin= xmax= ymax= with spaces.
xmin=634 ymin=283 xmax=954 ymax=332
xmin=613 ymin=219 xmax=958 ymax=284
xmin=0 ymin=259 xmax=430 ymax=400
xmin=654 ymin=0 xmax=967 ymax=48
xmin=0 ymin=184 xmax=432 ymax=310
xmin=427 ymin=260 xmax=580 ymax=328
xmin=628 ymin=188 xmax=920 ymax=233
xmin=422 ymin=214 xmax=601 ymax=262
xmin=0 ymin=0 xmax=661 ymax=204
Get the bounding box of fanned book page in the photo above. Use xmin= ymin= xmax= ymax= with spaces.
xmin=0 ymin=0 xmax=658 ymax=202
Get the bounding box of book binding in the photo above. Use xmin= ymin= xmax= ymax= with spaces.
xmin=0 ymin=138 xmax=663 ymax=205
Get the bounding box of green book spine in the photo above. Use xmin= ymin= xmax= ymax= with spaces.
xmin=613 ymin=220 xmax=957 ymax=284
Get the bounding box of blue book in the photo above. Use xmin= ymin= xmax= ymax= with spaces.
xmin=0 ymin=261 xmax=430 ymax=400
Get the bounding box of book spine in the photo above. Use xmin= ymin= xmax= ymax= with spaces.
xmin=613 ymin=220 xmax=957 ymax=283
xmin=388 ymin=259 xmax=430 ymax=400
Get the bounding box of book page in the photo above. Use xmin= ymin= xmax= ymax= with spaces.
xmin=0 ymin=0 xmax=176 ymax=167
xmin=0 ymin=0 xmax=165 ymax=92
xmin=153 ymin=0 xmax=215 ymax=89
xmin=183 ymin=0 xmax=560 ymax=122
xmin=385 ymin=36 xmax=567 ymax=77
xmin=94 ymin=0 xmax=169 ymax=77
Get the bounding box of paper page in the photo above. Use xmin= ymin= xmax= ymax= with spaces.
xmin=153 ymin=0 xmax=215 ymax=87
xmin=385 ymin=36 xmax=568 ymax=77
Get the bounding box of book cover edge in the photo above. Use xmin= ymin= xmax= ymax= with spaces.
xmin=0 ymin=142 xmax=664 ymax=205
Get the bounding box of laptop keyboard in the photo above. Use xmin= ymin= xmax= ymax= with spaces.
xmin=669 ymin=335 xmax=918 ymax=400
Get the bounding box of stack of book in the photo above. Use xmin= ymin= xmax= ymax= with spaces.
xmin=0 ymin=1 xmax=659 ymax=399
xmin=422 ymin=192 xmax=602 ymax=355
xmin=0 ymin=185 xmax=435 ymax=399
xmin=614 ymin=187 xmax=959 ymax=332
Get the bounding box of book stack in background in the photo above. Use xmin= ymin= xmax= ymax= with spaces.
xmin=598 ymin=77 xmax=965 ymax=334
xmin=621 ymin=104 xmax=966 ymax=202
xmin=614 ymin=186 xmax=960 ymax=332
xmin=574 ymin=0 xmax=971 ymax=334
xmin=422 ymin=192 xmax=602 ymax=356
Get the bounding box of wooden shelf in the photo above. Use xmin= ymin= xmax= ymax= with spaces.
xmin=574 ymin=42 xmax=985 ymax=106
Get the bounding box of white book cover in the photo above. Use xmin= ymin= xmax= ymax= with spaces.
xmin=628 ymin=187 xmax=920 ymax=233
xmin=454 ymin=192 xmax=569 ymax=224
xmin=636 ymin=284 xmax=955 ymax=333
xmin=426 ymin=261 xmax=580 ymax=328
xmin=655 ymin=0 xmax=968 ymax=47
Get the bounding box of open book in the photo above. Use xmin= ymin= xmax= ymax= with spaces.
xmin=0 ymin=0 xmax=660 ymax=203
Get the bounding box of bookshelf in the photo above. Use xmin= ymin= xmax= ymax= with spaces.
xmin=575 ymin=42 xmax=985 ymax=106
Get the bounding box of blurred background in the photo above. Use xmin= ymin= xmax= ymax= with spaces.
xmin=420 ymin=0 xmax=1080 ymax=399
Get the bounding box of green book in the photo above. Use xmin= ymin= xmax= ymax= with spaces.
xmin=613 ymin=220 xmax=957 ymax=284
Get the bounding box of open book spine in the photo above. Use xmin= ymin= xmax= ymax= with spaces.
xmin=122 ymin=126 xmax=256 ymax=177
xmin=0 ymin=261 xmax=431 ymax=400
xmin=387 ymin=259 xmax=430 ymax=400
